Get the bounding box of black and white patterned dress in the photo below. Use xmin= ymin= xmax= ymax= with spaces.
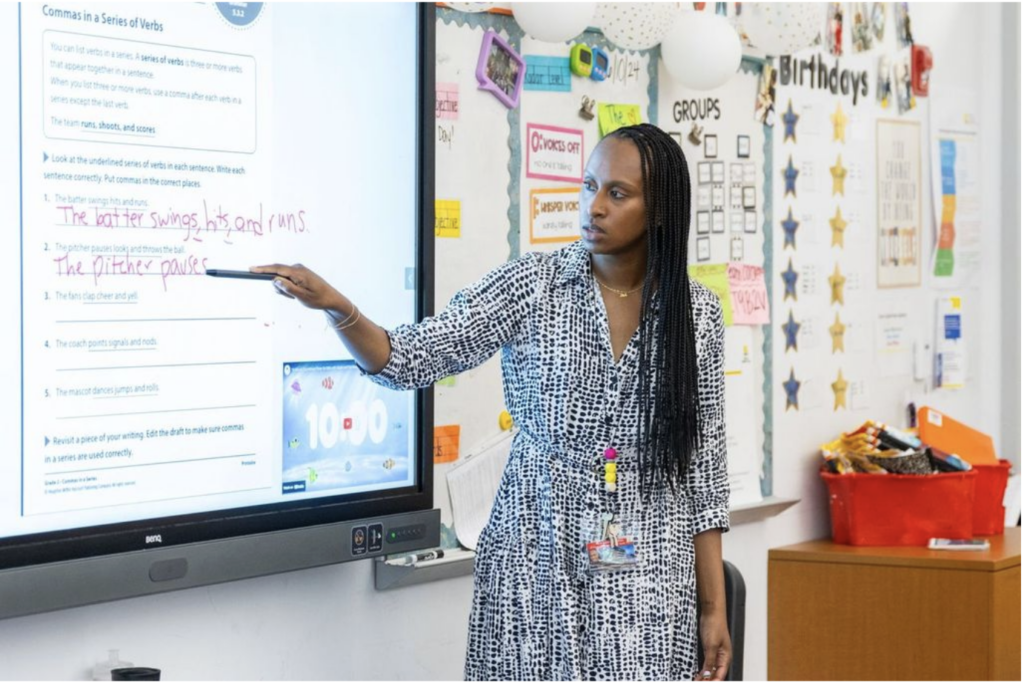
xmin=368 ymin=240 xmax=729 ymax=680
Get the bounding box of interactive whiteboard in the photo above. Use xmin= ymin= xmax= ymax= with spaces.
xmin=0 ymin=3 xmax=433 ymax=585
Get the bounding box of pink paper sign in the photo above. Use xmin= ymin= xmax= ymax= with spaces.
xmin=436 ymin=82 xmax=459 ymax=120
xmin=727 ymin=263 xmax=769 ymax=325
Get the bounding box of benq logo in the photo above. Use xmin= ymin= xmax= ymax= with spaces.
xmin=145 ymin=534 xmax=163 ymax=545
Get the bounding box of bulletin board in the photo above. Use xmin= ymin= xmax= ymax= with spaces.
xmin=426 ymin=4 xmax=983 ymax=557
xmin=765 ymin=3 xmax=988 ymax=515
xmin=658 ymin=58 xmax=772 ymax=506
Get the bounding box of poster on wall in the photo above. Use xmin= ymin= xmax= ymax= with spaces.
xmin=935 ymin=294 xmax=966 ymax=390
xmin=876 ymin=119 xmax=921 ymax=288
xmin=929 ymin=90 xmax=982 ymax=288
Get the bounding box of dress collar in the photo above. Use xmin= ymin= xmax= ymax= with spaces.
xmin=553 ymin=240 xmax=591 ymax=287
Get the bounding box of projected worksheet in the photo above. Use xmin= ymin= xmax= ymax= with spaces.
xmin=10 ymin=3 xmax=418 ymax=530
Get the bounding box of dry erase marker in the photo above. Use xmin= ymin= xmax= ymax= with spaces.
xmin=402 ymin=549 xmax=445 ymax=565
xmin=205 ymin=269 xmax=278 ymax=281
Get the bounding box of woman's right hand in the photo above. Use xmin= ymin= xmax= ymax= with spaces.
xmin=249 ymin=263 xmax=347 ymax=313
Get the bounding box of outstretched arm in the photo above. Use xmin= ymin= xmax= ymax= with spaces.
xmin=252 ymin=254 xmax=541 ymax=390
xmin=249 ymin=263 xmax=391 ymax=374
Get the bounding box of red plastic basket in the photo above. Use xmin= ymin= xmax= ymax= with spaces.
xmin=821 ymin=470 xmax=977 ymax=546
xmin=972 ymin=460 xmax=1012 ymax=536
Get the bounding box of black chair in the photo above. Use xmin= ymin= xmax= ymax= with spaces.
xmin=696 ymin=560 xmax=746 ymax=681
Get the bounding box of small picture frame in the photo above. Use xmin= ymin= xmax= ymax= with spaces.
xmin=696 ymin=186 xmax=712 ymax=209
xmin=711 ymin=184 xmax=725 ymax=209
xmin=737 ymin=134 xmax=751 ymax=158
xmin=476 ymin=30 xmax=525 ymax=108
xmin=669 ymin=131 xmax=683 ymax=147
xmin=731 ymin=237 xmax=744 ymax=261
xmin=712 ymin=161 xmax=726 ymax=183
xmin=711 ymin=210 xmax=725 ymax=234
xmin=697 ymin=162 xmax=712 ymax=185
xmin=744 ymin=209 xmax=758 ymax=234
xmin=696 ymin=210 xmax=711 ymax=234
xmin=742 ymin=186 xmax=757 ymax=209
xmin=704 ymin=134 xmax=718 ymax=158
xmin=730 ymin=212 xmax=744 ymax=233
xmin=730 ymin=163 xmax=744 ymax=183
xmin=696 ymin=236 xmax=711 ymax=262
xmin=730 ymin=183 xmax=743 ymax=210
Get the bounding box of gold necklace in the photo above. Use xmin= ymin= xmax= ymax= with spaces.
xmin=594 ymin=275 xmax=643 ymax=298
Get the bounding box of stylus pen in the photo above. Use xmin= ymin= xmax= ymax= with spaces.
xmin=205 ymin=269 xmax=279 ymax=281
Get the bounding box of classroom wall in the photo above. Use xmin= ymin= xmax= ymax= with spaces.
xmin=0 ymin=4 xmax=1015 ymax=680
xmin=1000 ymin=2 xmax=1021 ymax=473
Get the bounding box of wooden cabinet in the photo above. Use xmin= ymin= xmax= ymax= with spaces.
xmin=768 ymin=528 xmax=1020 ymax=680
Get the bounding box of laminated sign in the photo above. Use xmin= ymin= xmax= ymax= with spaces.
xmin=525 ymin=123 xmax=583 ymax=183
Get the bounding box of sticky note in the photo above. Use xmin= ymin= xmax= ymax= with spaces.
xmin=436 ymin=82 xmax=459 ymax=120
xmin=435 ymin=199 xmax=461 ymax=238
xmin=597 ymin=103 xmax=642 ymax=137
xmin=436 ymin=376 xmax=456 ymax=387
xmin=727 ymin=263 xmax=769 ymax=325
xmin=433 ymin=425 xmax=460 ymax=464
xmin=524 ymin=55 xmax=572 ymax=92
xmin=688 ymin=263 xmax=733 ymax=326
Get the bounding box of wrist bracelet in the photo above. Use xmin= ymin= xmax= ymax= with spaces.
xmin=327 ymin=304 xmax=358 ymax=326
xmin=331 ymin=306 xmax=361 ymax=332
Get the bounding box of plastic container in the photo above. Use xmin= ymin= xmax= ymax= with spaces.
xmin=93 ymin=650 xmax=133 ymax=681
xmin=971 ymin=459 xmax=1012 ymax=536
xmin=821 ymin=469 xmax=977 ymax=546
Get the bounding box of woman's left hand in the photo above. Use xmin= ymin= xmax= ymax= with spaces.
xmin=696 ymin=611 xmax=732 ymax=681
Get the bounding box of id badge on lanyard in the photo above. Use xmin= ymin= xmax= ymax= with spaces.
xmin=583 ymin=447 xmax=640 ymax=573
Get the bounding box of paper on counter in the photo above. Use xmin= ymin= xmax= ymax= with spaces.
xmin=446 ymin=430 xmax=513 ymax=551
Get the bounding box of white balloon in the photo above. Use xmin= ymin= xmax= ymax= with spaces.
xmin=595 ymin=2 xmax=683 ymax=51
xmin=661 ymin=11 xmax=742 ymax=91
xmin=512 ymin=2 xmax=595 ymax=43
xmin=742 ymin=3 xmax=825 ymax=56
xmin=444 ymin=2 xmax=492 ymax=13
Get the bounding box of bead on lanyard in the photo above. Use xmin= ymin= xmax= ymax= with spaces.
xmin=603 ymin=447 xmax=618 ymax=493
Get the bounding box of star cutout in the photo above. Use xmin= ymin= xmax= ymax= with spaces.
xmin=781 ymin=258 xmax=799 ymax=302
xmin=830 ymin=206 xmax=848 ymax=248
xmin=831 ymin=101 xmax=848 ymax=143
xmin=832 ymin=369 xmax=849 ymax=410
xmin=782 ymin=310 xmax=801 ymax=352
xmin=781 ymin=208 xmax=799 ymax=250
xmin=783 ymin=368 xmax=801 ymax=411
xmin=782 ymin=156 xmax=799 ymax=198
xmin=829 ymin=262 xmax=846 ymax=305
xmin=829 ymin=312 xmax=846 ymax=353
xmin=830 ymin=155 xmax=847 ymax=196
xmin=783 ymin=99 xmax=799 ymax=143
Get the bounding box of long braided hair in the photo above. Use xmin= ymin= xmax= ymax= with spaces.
xmin=608 ymin=123 xmax=701 ymax=496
